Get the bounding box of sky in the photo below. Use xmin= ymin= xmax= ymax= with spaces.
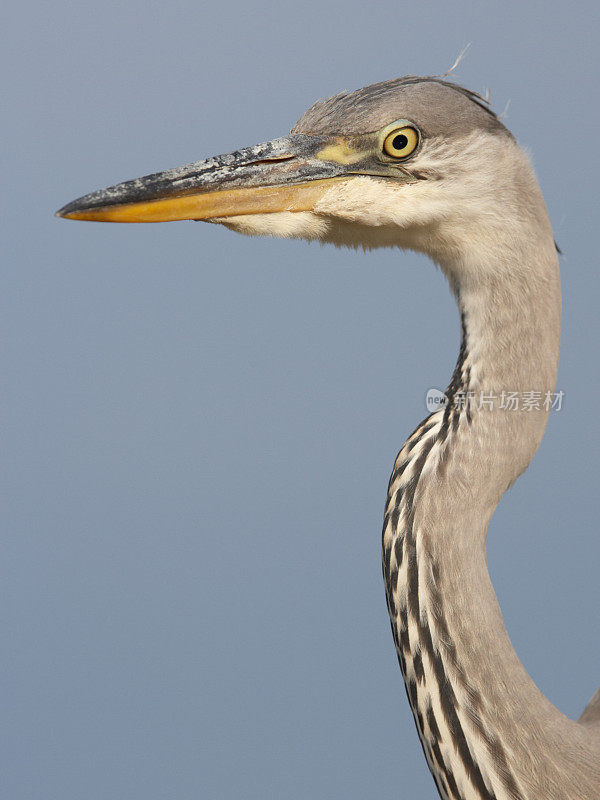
xmin=3 ymin=2 xmax=599 ymax=798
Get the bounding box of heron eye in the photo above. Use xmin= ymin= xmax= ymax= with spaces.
xmin=382 ymin=126 xmax=419 ymax=159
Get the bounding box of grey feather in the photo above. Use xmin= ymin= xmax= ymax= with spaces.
xmin=292 ymin=76 xmax=510 ymax=137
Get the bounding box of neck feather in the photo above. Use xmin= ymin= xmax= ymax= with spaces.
xmin=383 ymin=230 xmax=599 ymax=799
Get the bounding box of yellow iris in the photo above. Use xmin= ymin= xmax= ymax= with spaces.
xmin=382 ymin=126 xmax=419 ymax=159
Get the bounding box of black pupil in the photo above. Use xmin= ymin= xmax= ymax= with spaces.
xmin=392 ymin=133 xmax=408 ymax=151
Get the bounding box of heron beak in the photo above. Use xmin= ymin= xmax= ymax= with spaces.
xmin=55 ymin=135 xmax=364 ymax=223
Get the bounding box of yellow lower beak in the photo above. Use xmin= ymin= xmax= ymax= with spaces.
xmin=55 ymin=134 xmax=370 ymax=223
xmin=59 ymin=177 xmax=347 ymax=223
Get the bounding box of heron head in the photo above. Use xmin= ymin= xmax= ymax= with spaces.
xmin=57 ymin=77 xmax=525 ymax=258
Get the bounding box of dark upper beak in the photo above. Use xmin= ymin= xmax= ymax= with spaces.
xmin=55 ymin=134 xmax=369 ymax=223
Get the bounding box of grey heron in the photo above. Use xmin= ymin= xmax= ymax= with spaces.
xmin=57 ymin=76 xmax=600 ymax=800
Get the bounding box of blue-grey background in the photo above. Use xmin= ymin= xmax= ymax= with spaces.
xmin=3 ymin=2 xmax=599 ymax=798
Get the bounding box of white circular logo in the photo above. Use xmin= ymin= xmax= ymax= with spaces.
xmin=425 ymin=388 xmax=448 ymax=412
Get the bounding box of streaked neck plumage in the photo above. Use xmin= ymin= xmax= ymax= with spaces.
xmin=382 ymin=190 xmax=600 ymax=799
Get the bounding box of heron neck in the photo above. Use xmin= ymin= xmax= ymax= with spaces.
xmin=382 ymin=238 xmax=598 ymax=799
xmin=444 ymin=253 xmax=562 ymax=505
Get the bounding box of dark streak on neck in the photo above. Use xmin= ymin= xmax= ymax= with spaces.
xmin=381 ymin=306 xmax=524 ymax=800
